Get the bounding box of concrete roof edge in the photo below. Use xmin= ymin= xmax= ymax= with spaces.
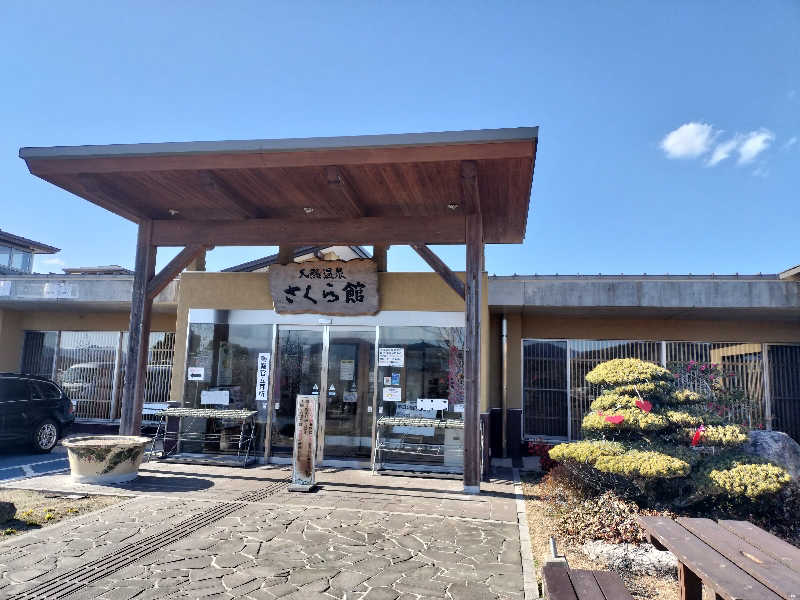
xmin=19 ymin=127 xmax=540 ymax=160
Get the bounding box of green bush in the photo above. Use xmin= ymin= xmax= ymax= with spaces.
xmin=584 ymin=358 xmax=673 ymax=387
xmin=549 ymin=357 xmax=791 ymax=507
xmin=696 ymin=455 xmax=792 ymax=500
xmin=549 ymin=440 xmax=625 ymax=464
xmin=594 ymin=450 xmax=690 ymax=479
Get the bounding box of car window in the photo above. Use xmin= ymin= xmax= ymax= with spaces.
xmin=33 ymin=381 xmax=62 ymax=400
xmin=0 ymin=379 xmax=30 ymax=401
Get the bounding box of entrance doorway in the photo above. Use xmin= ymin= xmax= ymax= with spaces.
xmin=270 ymin=325 xmax=376 ymax=465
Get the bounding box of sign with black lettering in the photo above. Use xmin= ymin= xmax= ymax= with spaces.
xmin=269 ymin=259 xmax=379 ymax=316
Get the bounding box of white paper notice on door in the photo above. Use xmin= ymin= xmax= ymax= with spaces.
xmin=382 ymin=386 xmax=402 ymax=402
xmin=378 ymin=347 xmax=404 ymax=367
xmin=201 ymin=390 xmax=230 ymax=405
xmin=187 ymin=367 xmax=205 ymax=381
xmin=417 ymin=398 xmax=448 ymax=411
xmin=339 ymin=360 xmax=355 ymax=381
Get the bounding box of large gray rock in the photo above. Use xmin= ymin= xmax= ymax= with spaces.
xmin=743 ymin=430 xmax=800 ymax=480
xmin=0 ymin=501 xmax=16 ymax=523
xmin=582 ymin=540 xmax=676 ymax=576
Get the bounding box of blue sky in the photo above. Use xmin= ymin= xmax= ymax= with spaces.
xmin=1 ymin=1 xmax=797 ymax=275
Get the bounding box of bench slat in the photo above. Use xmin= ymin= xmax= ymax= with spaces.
xmin=593 ymin=571 xmax=634 ymax=600
xmin=637 ymin=516 xmax=782 ymax=600
xmin=568 ymin=570 xmax=605 ymax=600
xmin=542 ymin=564 xmax=578 ymax=600
xmin=718 ymin=520 xmax=800 ymax=575
xmin=678 ymin=517 xmax=800 ymax=598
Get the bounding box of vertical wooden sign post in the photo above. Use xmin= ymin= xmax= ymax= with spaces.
xmin=289 ymin=394 xmax=318 ymax=492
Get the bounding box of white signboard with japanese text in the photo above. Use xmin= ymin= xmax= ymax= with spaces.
xmin=378 ymin=347 xmax=404 ymax=367
xmin=255 ymin=352 xmax=271 ymax=402
xmin=417 ymin=398 xmax=449 ymax=411
xmin=269 ymin=259 xmax=378 ymax=316
xmin=339 ymin=359 xmax=355 ymax=381
xmin=382 ymin=386 xmax=402 ymax=402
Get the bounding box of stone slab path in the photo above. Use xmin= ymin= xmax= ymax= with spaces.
xmin=0 ymin=464 xmax=527 ymax=599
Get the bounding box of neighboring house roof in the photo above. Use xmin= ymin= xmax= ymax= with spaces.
xmin=223 ymin=245 xmax=371 ymax=273
xmin=779 ymin=265 xmax=800 ymax=281
xmin=62 ymin=265 xmax=134 ymax=275
xmin=0 ymin=229 xmax=59 ymax=254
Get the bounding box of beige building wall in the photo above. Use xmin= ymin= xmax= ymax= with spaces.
xmin=170 ymin=271 xmax=489 ymax=409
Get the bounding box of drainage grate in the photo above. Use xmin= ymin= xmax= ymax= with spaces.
xmin=8 ymin=479 xmax=290 ymax=600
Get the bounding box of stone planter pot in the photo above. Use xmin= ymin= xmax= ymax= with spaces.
xmin=62 ymin=435 xmax=150 ymax=484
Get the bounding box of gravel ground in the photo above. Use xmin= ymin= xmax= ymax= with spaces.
xmin=521 ymin=475 xmax=680 ymax=600
xmin=0 ymin=489 xmax=123 ymax=539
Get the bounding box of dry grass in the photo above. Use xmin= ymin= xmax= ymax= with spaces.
xmin=522 ymin=473 xmax=679 ymax=600
xmin=0 ymin=489 xmax=122 ymax=538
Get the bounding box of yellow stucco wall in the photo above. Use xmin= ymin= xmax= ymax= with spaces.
xmin=170 ymin=271 xmax=490 ymax=410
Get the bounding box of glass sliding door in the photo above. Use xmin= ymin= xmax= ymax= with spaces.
xmin=271 ymin=326 xmax=324 ymax=457
xmin=322 ymin=327 xmax=376 ymax=462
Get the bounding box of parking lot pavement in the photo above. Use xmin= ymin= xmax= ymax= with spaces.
xmin=0 ymin=445 xmax=69 ymax=482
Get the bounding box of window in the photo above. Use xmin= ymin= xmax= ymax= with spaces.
xmin=35 ymin=381 xmax=63 ymax=400
xmin=0 ymin=379 xmax=30 ymax=401
xmin=0 ymin=246 xmax=9 ymax=268
xmin=10 ymin=249 xmax=32 ymax=272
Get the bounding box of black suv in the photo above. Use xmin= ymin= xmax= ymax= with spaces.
xmin=0 ymin=373 xmax=75 ymax=452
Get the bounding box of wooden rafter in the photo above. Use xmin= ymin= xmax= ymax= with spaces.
xmin=327 ymin=166 xmax=365 ymax=217
xmin=201 ymin=170 xmax=266 ymax=218
xmin=150 ymin=215 xmax=466 ymax=246
xmin=410 ymin=245 xmax=465 ymax=300
xmin=146 ymin=244 xmax=208 ymax=301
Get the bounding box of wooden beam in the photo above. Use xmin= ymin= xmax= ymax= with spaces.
xmin=146 ymin=244 xmax=207 ymax=301
xmin=327 ymin=166 xmax=365 ymax=217
xmin=201 ymin=170 xmax=267 ymax=218
xmin=463 ymin=212 xmax=484 ymax=493
xmin=75 ymin=174 xmax=148 ymax=223
xmin=276 ymin=246 xmax=296 ymax=265
xmin=151 ymin=215 xmax=466 ymax=246
xmin=25 ymin=140 xmax=536 ymax=175
xmin=410 ymin=244 xmax=465 ymax=300
xmin=461 ymin=161 xmax=480 ymax=215
xmin=373 ymin=245 xmax=389 ymax=272
xmin=119 ymin=220 xmax=157 ymax=436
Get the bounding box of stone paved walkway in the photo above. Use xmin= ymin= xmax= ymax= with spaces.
xmin=0 ymin=463 xmax=527 ymax=599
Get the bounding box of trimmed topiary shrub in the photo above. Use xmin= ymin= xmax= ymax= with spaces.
xmin=550 ymin=358 xmax=791 ymax=506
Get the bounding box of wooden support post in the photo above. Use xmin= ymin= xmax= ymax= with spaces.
xmin=373 ymin=245 xmax=389 ymax=272
xmin=277 ymin=246 xmax=295 ymax=265
xmin=678 ymin=563 xmax=703 ymax=600
xmin=410 ymin=244 xmax=465 ymax=300
xmin=463 ymin=212 xmax=483 ymax=493
xmin=120 ymin=220 xmax=157 ymax=436
xmin=146 ymin=244 xmax=207 ymax=301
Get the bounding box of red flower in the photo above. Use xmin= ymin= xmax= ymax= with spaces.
xmin=691 ymin=425 xmax=706 ymax=447
xmin=605 ymin=415 xmax=625 ymax=424
xmin=635 ymin=400 xmax=653 ymax=413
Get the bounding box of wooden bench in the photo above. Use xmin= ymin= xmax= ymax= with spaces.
xmin=638 ymin=516 xmax=800 ymax=600
xmin=542 ymin=563 xmax=634 ymax=600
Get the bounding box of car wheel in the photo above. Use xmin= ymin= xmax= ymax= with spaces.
xmin=32 ymin=419 xmax=59 ymax=453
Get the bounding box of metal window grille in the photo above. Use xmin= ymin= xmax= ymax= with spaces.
xmin=568 ymin=340 xmax=662 ymax=439
xmin=20 ymin=330 xmax=175 ymax=422
xmin=666 ymin=342 xmax=765 ymax=428
xmin=768 ymin=345 xmax=800 ymax=443
xmin=522 ymin=340 xmax=568 ymax=438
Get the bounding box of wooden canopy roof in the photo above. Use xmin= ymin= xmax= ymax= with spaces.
xmin=19 ymin=127 xmax=538 ymax=247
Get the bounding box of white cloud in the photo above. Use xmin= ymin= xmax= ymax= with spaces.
xmin=41 ymin=257 xmax=66 ymax=266
xmin=737 ymin=128 xmax=775 ymax=164
xmin=660 ymin=122 xmax=716 ymax=159
xmin=707 ymin=136 xmax=740 ymax=166
xmin=783 ymin=136 xmax=797 ymax=150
